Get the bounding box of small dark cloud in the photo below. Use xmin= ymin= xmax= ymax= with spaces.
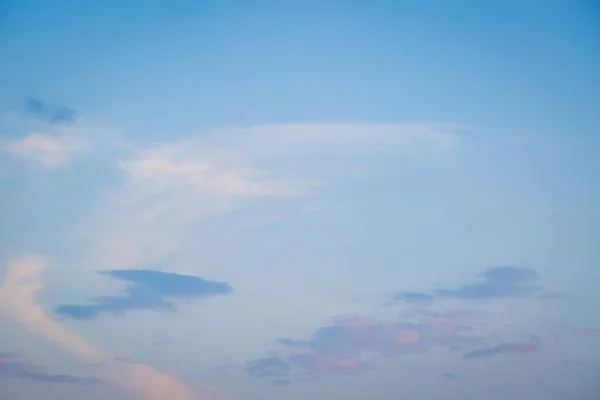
xmin=55 ymin=269 xmax=233 ymax=320
xmin=0 ymin=352 xmax=104 ymax=385
xmin=393 ymin=292 xmax=434 ymax=303
xmin=442 ymin=372 xmax=456 ymax=379
xmin=23 ymin=97 xmax=77 ymax=125
xmin=463 ymin=336 xmax=541 ymax=359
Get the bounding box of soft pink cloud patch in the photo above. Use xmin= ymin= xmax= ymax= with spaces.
xmin=577 ymin=328 xmax=600 ymax=336
xmin=319 ymin=355 xmax=361 ymax=372
xmin=394 ymin=329 xmax=421 ymax=345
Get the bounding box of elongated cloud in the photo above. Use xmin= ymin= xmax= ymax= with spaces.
xmin=55 ymin=269 xmax=233 ymax=319
xmin=0 ymin=254 xmax=222 ymax=400
xmin=0 ymin=352 xmax=103 ymax=385
xmin=393 ymin=266 xmax=562 ymax=304
xmin=463 ymin=336 xmax=541 ymax=359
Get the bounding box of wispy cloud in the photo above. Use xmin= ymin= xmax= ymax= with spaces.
xmin=577 ymin=328 xmax=600 ymax=336
xmin=0 ymin=254 xmax=225 ymax=400
xmin=55 ymin=269 xmax=233 ymax=319
xmin=0 ymin=352 xmax=104 ymax=385
xmin=1 ymin=132 xmax=87 ymax=168
xmin=85 ymin=122 xmax=461 ymax=271
xmin=463 ymin=336 xmax=541 ymax=359
xmin=393 ymin=292 xmax=435 ymax=303
xmin=23 ymin=98 xmax=77 ymax=125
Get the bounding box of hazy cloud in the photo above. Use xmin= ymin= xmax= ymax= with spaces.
xmin=24 ymin=98 xmax=77 ymax=125
xmin=55 ymin=269 xmax=233 ymax=319
xmin=246 ymin=313 xmax=483 ymax=384
xmin=393 ymin=292 xmax=434 ymax=303
xmin=1 ymin=132 xmax=87 ymax=167
xmin=0 ymin=352 xmax=104 ymax=385
xmin=85 ymin=122 xmax=461 ymax=272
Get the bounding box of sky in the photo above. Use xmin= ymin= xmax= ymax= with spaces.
xmin=0 ymin=1 xmax=599 ymax=399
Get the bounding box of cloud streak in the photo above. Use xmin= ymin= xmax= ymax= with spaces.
xmin=0 ymin=254 xmax=224 ymax=400
xmin=1 ymin=132 xmax=87 ymax=168
xmin=55 ymin=269 xmax=233 ymax=319
xmin=0 ymin=352 xmax=104 ymax=385
xmin=463 ymin=336 xmax=541 ymax=359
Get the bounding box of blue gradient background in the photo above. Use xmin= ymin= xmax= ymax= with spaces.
xmin=1 ymin=1 xmax=599 ymax=400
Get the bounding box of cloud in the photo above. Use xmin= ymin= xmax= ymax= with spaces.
xmin=463 ymin=336 xmax=541 ymax=359
xmin=55 ymin=269 xmax=233 ymax=319
xmin=84 ymin=122 xmax=461 ymax=271
xmin=1 ymin=132 xmax=87 ymax=167
xmin=0 ymin=254 xmax=225 ymax=400
xmin=23 ymin=98 xmax=77 ymax=125
xmin=392 ymin=267 xmax=560 ymax=305
xmin=435 ymin=266 xmax=542 ymax=300
xmin=245 ymin=313 xmax=483 ymax=384
xmin=442 ymin=372 xmax=457 ymax=379
xmin=0 ymin=352 xmax=104 ymax=385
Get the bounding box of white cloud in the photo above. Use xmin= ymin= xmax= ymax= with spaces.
xmin=1 ymin=132 xmax=88 ymax=167
xmin=82 ymin=122 xmax=462 ymax=271
xmin=0 ymin=254 xmax=225 ymax=400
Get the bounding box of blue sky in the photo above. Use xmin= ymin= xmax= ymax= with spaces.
xmin=0 ymin=1 xmax=599 ymax=399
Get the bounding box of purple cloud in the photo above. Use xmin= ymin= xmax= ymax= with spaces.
xmin=245 ymin=313 xmax=484 ymax=384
